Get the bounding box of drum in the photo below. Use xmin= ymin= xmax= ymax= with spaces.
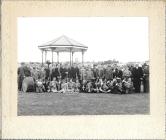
xmin=22 ymin=76 xmax=35 ymax=92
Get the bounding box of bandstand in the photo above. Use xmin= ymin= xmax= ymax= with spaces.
xmin=38 ymin=35 xmax=88 ymax=66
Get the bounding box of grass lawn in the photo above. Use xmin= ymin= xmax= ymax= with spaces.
xmin=18 ymin=92 xmax=149 ymax=115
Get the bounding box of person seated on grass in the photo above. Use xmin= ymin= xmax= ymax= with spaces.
xmin=89 ymin=79 xmax=96 ymax=93
xmin=99 ymin=78 xmax=104 ymax=85
xmin=49 ymin=77 xmax=58 ymax=93
xmin=43 ymin=79 xmax=50 ymax=92
xmin=93 ymin=77 xmax=100 ymax=93
xmin=68 ymin=78 xmax=75 ymax=93
xmin=98 ymin=79 xmax=111 ymax=93
xmin=112 ymin=78 xmax=123 ymax=94
xmin=122 ymin=77 xmax=133 ymax=94
xmin=100 ymin=79 xmax=109 ymax=93
xmin=106 ymin=80 xmax=113 ymax=93
xmin=74 ymin=79 xmax=80 ymax=92
xmin=96 ymin=78 xmax=104 ymax=93
xmin=56 ymin=77 xmax=62 ymax=91
xmin=36 ymin=78 xmax=45 ymax=93
xmin=91 ymin=78 xmax=103 ymax=93
xmin=85 ymin=81 xmax=93 ymax=93
xmin=59 ymin=79 xmax=68 ymax=93
xmin=80 ymin=79 xmax=87 ymax=93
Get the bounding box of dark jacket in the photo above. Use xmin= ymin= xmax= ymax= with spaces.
xmin=132 ymin=67 xmax=143 ymax=79
xmin=93 ymin=68 xmax=99 ymax=79
xmin=113 ymin=69 xmax=123 ymax=79
xmin=23 ymin=66 xmax=31 ymax=77
xmin=51 ymin=67 xmax=61 ymax=80
xmin=60 ymin=67 xmax=68 ymax=79
xmin=69 ymin=67 xmax=80 ymax=79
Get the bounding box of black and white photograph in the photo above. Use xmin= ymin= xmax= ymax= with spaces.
xmin=2 ymin=0 xmax=166 ymax=139
xmin=17 ymin=17 xmax=149 ymax=116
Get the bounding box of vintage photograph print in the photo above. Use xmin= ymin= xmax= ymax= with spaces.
xmin=17 ymin=17 xmax=149 ymax=115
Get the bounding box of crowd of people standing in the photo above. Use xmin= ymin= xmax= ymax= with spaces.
xmin=18 ymin=62 xmax=149 ymax=94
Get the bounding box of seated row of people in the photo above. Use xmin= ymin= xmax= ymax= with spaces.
xmin=80 ymin=77 xmax=133 ymax=94
xmin=35 ymin=77 xmax=133 ymax=94
xmin=35 ymin=78 xmax=80 ymax=93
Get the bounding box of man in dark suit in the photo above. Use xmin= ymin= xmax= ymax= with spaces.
xmin=92 ymin=65 xmax=99 ymax=80
xmin=118 ymin=67 xmax=123 ymax=79
xmin=131 ymin=64 xmax=143 ymax=93
xmin=69 ymin=65 xmax=75 ymax=80
xmin=51 ymin=64 xmax=61 ymax=81
xmin=142 ymin=65 xmax=149 ymax=93
xmin=113 ymin=67 xmax=123 ymax=79
xmin=105 ymin=65 xmax=113 ymax=81
xmin=18 ymin=63 xmax=32 ymax=91
xmin=44 ymin=65 xmax=50 ymax=81
xmin=69 ymin=64 xmax=80 ymax=82
xmin=18 ymin=64 xmax=25 ymax=91
xmin=60 ymin=64 xmax=68 ymax=80
xmin=75 ymin=65 xmax=80 ymax=80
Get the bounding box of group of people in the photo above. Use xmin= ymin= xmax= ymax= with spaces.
xmin=18 ymin=62 xmax=149 ymax=94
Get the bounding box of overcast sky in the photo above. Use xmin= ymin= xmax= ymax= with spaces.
xmin=17 ymin=17 xmax=149 ymax=63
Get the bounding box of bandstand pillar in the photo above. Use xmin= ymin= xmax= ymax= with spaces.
xmin=69 ymin=49 xmax=72 ymax=67
xmin=72 ymin=52 xmax=74 ymax=65
xmin=51 ymin=50 xmax=54 ymax=64
xmin=82 ymin=50 xmax=84 ymax=65
xmin=41 ymin=50 xmax=44 ymax=66
xmin=45 ymin=50 xmax=47 ymax=62
xmin=57 ymin=52 xmax=59 ymax=63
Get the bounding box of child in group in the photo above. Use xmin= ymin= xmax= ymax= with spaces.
xmin=80 ymin=79 xmax=87 ymax=93
xmin=59 ymin=79 xmax=68 ymax=93
xmin=43 ymin=79 xmax=50 ymax=92
xmin=74 ymin=79 xmax=80 ymax=93
xmin=100 ymin=80 xmax=108 ymax=93
xmin=106 ymin=80 xmax=112 ymax=93
xmin=68 ymin=79 xmax=75 ymax=93
xmin=49 ymin=77 xmax=58 ymax=93
xmin=36 ymin=78 xmax=45 ymax=93
xmin=93 ymin=77 xmax=100 ymax=93
xmin=97 ymin=78 xmax=104 ymax=93
xmin=56 ymin=77 xmax=62 ymax=91
xmin=99 ymin=78 xmax=103 ymax=86
xmin=112 ymin=78 xmax=123 ymax=94
xmin=86 ymin=81 xmax=93 ymax=93
xmin=100 ymin=79 xmax=111 ymax=93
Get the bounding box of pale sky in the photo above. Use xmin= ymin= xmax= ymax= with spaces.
xmin=17 ymin=17 xmax=149 ymax=63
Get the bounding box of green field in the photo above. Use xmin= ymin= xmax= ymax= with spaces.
xmin=18 ymin=92 xmax=149 ymax=115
